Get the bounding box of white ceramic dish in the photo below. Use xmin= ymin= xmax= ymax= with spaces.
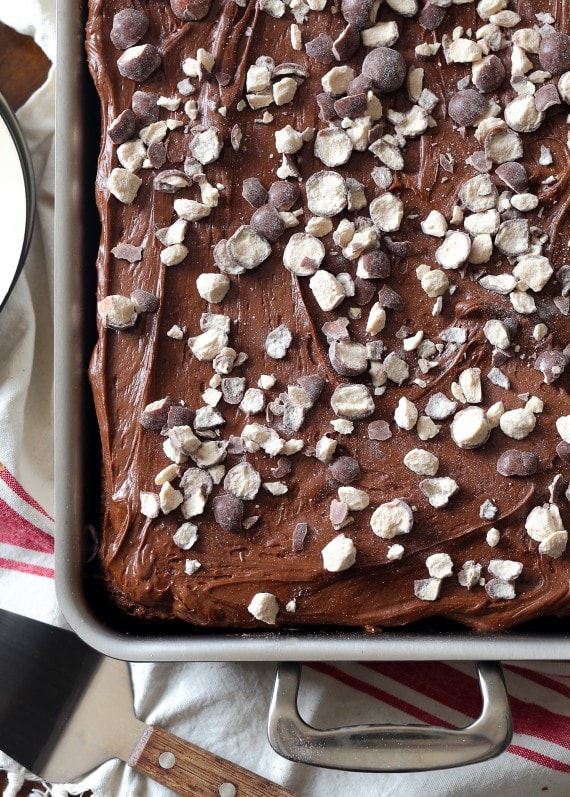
xmin=0 ymin=91 xmax=35 ymax=311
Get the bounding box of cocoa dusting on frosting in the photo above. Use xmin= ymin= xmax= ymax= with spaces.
xmin=87 ymin=0 xmax=568 ymax=632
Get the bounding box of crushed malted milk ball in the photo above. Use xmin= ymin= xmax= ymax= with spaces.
xmin=159 ymin=482 xmax=184 ymax=514
xmin=488 ymin=559 xmax=523 ymax=582
xmin=369 ymin=193 xmax=404 ymax=232
xmin=421 ymin=269 xmax=449 ymax=298
xmin=275 ymin=124 xmax=304 ymax=154
xmin=362 ymin=20 xmax=399 ymax=48
xmin=483 ymin=319 xmax=510 ymax=349
xmin=321 ymin=533 xmax=357 ymax=572
xmin=331 ymin=419 xmax=354 ymax=435
xmin=394 ymin=397 xmax=418 ymax=430
xmin=338 ymin=486 xmax=370 ymax=511
xmin=417 ymin=416 xmax=441 ymax=441
xmin=403 ymin=331 xmax=424 ymax=352
xmin=330 ymin=383 xmax=375 ymax=419
xmin=161 ymin=243 xmax=189 ymax=266
xmin=426 ymin=552 xmax=453 ymax=579
xmin=265 ymin=325 xmax=293 ymax=359
xmin=403 ymin=448 xmax=439 ymax=476
xmin=322 ymin=65 xmax=355 ymax=96
xmin=525 ymin=503 xmax=565 ymax=542
xmin=191 ymin=126 xmax=224 ymax=165
xmin=290 ymin=23 xmax=302 ymax=50
xmin=420 ymin=477 xmax=459 ymax=508
xmin=140 ymin=491 xmax=160 ymax=518
xmin=366 ymin=303 xmax=387 ymax=334
xmin=486 ymin=401 xmax=505 ymax=428
xmin=174 ymin=198 xmax=212 ymax=222
xmin=425 ymin=392 xmax=457 ymax=421
xmin=107 ymin=167 xmax=142 ymax=204
xmin=223 ymin=462 xmax=261 ymax=500
xmin=306 ymin=216 xmax=334 ymax=237
xmin=169 ymin=425 xmax=201 ymax=455
xmin=525 ymin=396 xmax=543 ymax=415
xmin=154 ymin=464 xmax=179 ymax=486
xmin=117 ymin=140 xmax=146 ymax=172
xmin=421 ymin=209 xmax=448 ymax=237
xmin=188 ymin=328 xmax=229 ymax=361
xmin=181 ymin=488 xmax=207 ymax=519
xmin=384 ymin=352 xmax=409 ymax=385
xmin=248 ymin=592 xmax=279 ymax=624
xmin=458 ymin=560 xmax=482 ymax=589
xmin=414 ymin=578 xmax=442 ymax=601
xmin=510 ymin=290 xmax=536 ymax=315
xmin=309 ymin=270 xmax=346 ymax=311
xmin=451 ymin=407 xmax=491 ymax=449
xmin=239 ymin=388 xmax=266 ymax=415
xmin=258 ymin=373 xmax=276 ymax=390
xmin=184 ymin=559 xmax=201 ymax=575
xmin=458 ymin=368 xmax=482 ymax=404
xmin=263 ymin=481 xmax=288 ymax=496
xmin=370 ymin=499 xmax=414 ymax=539
xmin=196 ymin=272 xmax=230 ymax=303
xmin=480 ymin=499 xmax=498 ymax=521
xmin=435 ymin=231 xmax=471 ymax=269
xmin=166 ymin=324 xmax=184 ymax=340
xmin=387 ymin=543 xmax=405 ymax=561
xmin=163 ymin=438 xmax=188 ymax=465
xmin=556 ymin=415 xmax=570 ymax=443
xmin=274 ymin=77 xmax=298 ymax=106
xmin=499 ymin=408 xmax=537 ymax=440
xmin=539 ymin=531 xmax=568 ymax=559
xmin=513 ymin=255 xmax=553 ymax=292
xmin=486 ymin=527 xmax=500 ymax=547
xmin=315 ymin=434 xmax=338 ymax=463
xmin=202 ymin=387 xmax=222 ymax=407
xmin=485 ymin=579 xmax=516 ymax=601
xmin=314 ymin=128 xmax=353 ymax=167
xmin=98 ymin=295 xmax=138 ymax=329
xmin=173 ymin=522 xmax=199 ymax=550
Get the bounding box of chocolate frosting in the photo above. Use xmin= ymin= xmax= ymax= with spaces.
xmin=86 ymin=0 xmax=569 ymax=632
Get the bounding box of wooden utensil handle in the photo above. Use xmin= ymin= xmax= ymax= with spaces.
xmin=129 ymin=725 xmax=298 ymax=797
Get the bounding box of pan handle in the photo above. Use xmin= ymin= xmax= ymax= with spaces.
xmin=267 ymin=662 xmax=512 ymax=772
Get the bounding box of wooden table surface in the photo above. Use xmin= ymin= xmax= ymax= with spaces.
xmin=0 ymin=20 xmax=82 ymax=797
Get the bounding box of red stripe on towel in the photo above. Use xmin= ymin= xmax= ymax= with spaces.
xmin=0 ymin=467 xmax=53 ymax=521
xmin=508 ymin=745 xmax=570 ymax=773
xmin=505 ymin=664 xmax=570 ymax=700
xmin=0 ymin=499 xmax=54 ymax=554
xmin=366 ymin=661 xmax=480 ymax=717
xmin=307 ymin=662 xmax=453 ymax=728
xmin=0 ymin=556 xmax=54 ymax=579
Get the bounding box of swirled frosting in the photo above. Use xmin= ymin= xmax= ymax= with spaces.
xmin=86 ymin=0 xmax=569 ymax=631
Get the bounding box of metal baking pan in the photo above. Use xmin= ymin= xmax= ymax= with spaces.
xmin=54 ymin=0 xmax=569 ymax=772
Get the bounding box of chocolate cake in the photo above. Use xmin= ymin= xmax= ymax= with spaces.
xmin=86 ymin=0 xmax=569 ymax=632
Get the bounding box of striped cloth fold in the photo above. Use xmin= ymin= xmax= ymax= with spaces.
xmin=0 ymin=464 xmax=60 ymax=625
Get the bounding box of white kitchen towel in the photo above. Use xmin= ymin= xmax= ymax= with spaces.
xmin=0 ymin=2 xmax=569 ymax=796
